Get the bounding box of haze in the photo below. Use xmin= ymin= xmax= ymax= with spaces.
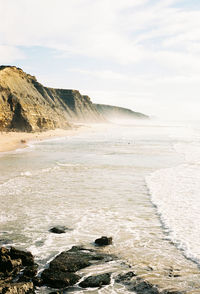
xmin=0 ymin=0 xmax=200 ymax=120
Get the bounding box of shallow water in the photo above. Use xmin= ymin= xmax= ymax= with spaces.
xmin=1 ymin=122 xmax=200 ymax=293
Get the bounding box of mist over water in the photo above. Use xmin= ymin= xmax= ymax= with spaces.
xmin=1 ymin=121 xmax=200 ymax=293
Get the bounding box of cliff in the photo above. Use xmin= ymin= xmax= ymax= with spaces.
xmin=95 ymin=104 xmax=148 ymax=121
xmin=0 ymin=66 xmax=104 ymax=132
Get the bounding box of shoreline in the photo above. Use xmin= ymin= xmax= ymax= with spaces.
xmin=0 ymin=125 xmax=91 ymax=154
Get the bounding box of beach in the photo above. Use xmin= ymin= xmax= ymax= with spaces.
xmin=0 ymin=125 xmax=92 ymax=153
xmin=1 ymin=121 xmax=200 ymax=293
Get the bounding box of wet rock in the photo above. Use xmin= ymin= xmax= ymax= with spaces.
xmin=48 ymin=246 xmax=115 ymax=273
xmin=0 ymin=248 xmax=22 ymax=277
xmin=49 ymin=226 xmax=72 ymax=234
xmin=9 ymin=247 xmax=34 ymax=266
xmin=0 ymin=247 xmax=37 ymax=293
xmin=32 ymin=276 xmax=43 ymax=287
xmin=94 ymin=236 xmax=112 ymax=246
xmin=41 ymin=268 xmax=80 ymax=288
xmin=115 ymin=274 xmax=159 ymax=294
xmin=79 ymin=273 xmax=111 ymax=288
xmin=18 ymin=265 xmax=38 ymax=282
xmin=127 ymin=278 xmax=160 ymax=294
xmin=0 ymin=281 xmax=34 ymax=293
xmin=40 ymin=246 xmax=115 ymax=289
xmin=115 ymin=271 xmax=136 ymax=283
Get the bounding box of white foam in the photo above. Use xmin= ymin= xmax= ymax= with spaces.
xmin=146 ymin=162 xmax=200 ymax=264
xmin=56 ymin=162 xmax=81 ymax=167
xmin=20 ymin=171 xmax=32 ymax=176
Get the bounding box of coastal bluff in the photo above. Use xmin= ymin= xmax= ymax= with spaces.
xmin=0 ymin=66 xmax=104 ymax=132
xmin=95 ymin=104 xmax=149 ymax=120
xmin=0 ymin=66 xmax=148 ymax=132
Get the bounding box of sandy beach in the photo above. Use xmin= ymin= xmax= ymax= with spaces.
xmin=0 ymin=125 xmax=90 ymax=153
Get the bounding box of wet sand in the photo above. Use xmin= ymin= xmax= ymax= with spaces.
xmin=0 ymin=125 xmax=90 ymax=153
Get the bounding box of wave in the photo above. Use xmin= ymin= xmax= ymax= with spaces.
xmin=146 ymin=161 xmax=200 ymax=265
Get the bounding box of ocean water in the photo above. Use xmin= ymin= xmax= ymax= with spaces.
xmin=1 ymin=121 xmax=200 ymax=293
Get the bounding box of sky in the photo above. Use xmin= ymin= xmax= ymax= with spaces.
xmin=0 ymin=0 xmax=200 ymax=119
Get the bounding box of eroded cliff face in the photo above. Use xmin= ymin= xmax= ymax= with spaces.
xmin=0 ymin=66 xmax=104 ymax=132
xmin=95 ymin=104 xmax=149 ymax=121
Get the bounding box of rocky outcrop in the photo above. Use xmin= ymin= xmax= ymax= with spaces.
xmin=40 ymin=246 xmax=115 ymax=289
xmin=95 ymin=104 xmax=149 ymax=121
xmin=79 ymin=273 xmax=111 ymax=288
xmin=0 ymin=247 xmax=36 ymax=293
xmin=49 ymin=226 xmax=72 ymax=234
xmin=0 ymin=66 xmax=104 ymax=132
xmin=115 ymin=272 xmax=183 ymax=294
xmin=94 ymin=236 xmax=112 ymax=246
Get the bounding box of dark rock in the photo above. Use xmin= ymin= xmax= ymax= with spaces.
xmin=115 ymin=274 xmax=160 ymax=294
xmin=0 ymin=250 xmax=22 ymax=277
xmin=128 ymin=278 xmax=160 ymax=294
xmin=40 ymin=246 xmax=115 ymax=289
xmin=79 ymin=273 xmax=111 ymax=288
xmin=18 ymin=265 xmax=38 ymax=282
xmin=115 ymin=271 xmax=136 ymax=283
xmin=23 ymin=265 xmax=38 ymax=278
xmin=32 ymin=276 xmax=43 ymax=287
xmin=41 ymin=268 xmax=80 ymax=288
xmin=49 ymin=226 xmax=72 ymax=234
xmin=0 ymin=281 xmax=34 ymax=293
xmin=94 ymin=236 xmax=112 ymax=246
xmin=0 ymin=247 xmax=10 ymax=256
xmin=0 ymin=246 xmax=37 ymax=293
xmin=48 ymin=246 xmax=115 ymax=273
xmin=9 ymin=247 xmax=34 ymax=266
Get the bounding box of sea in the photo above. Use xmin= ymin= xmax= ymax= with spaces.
xmin=1 ymin=120 xmax=200 ymax=293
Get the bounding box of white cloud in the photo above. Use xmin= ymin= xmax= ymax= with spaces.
xmin=0 ymin=0 xmax=200 ymax=119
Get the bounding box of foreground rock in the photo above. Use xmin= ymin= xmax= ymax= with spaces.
xmin=0 ymin=282 xmax=34 ymax=293
xmin=41 ymin=246 xmax=115 ymax=289
xmin=41 ymin=269 xmax=80 ymax=289
xmin=79 ymin=273 xmax=111 ymax=288
xmin=94 ymin=236 xmax=112 ymax=246
xmin=0 ymin=247 xmax=36 ymax=293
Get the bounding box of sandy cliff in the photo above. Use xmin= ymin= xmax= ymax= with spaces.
xmin=0 ymin=66 xmax=104 ymax=132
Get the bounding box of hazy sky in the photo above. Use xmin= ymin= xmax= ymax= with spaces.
xmin=1 ymin=0 xmax=200 ymax=119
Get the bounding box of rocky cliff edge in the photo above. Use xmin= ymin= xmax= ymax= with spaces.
xmin=0 ymin=66 xmax=104 ymax=132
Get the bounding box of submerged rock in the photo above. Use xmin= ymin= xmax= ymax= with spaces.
xmin=49 ymin=226 xmax=72 ymax=234
xmin=115 ymin=273 xmax=159 ymax=294
xmin=94 ymin=236 xmax=112 ymax=246
xmin=115 ymin=271 xmax=136 ymax=283
xmin=129 ymin=279 xmax=160 ymax=294
xmin=79 ymin=273 xmax=111 ymax=288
